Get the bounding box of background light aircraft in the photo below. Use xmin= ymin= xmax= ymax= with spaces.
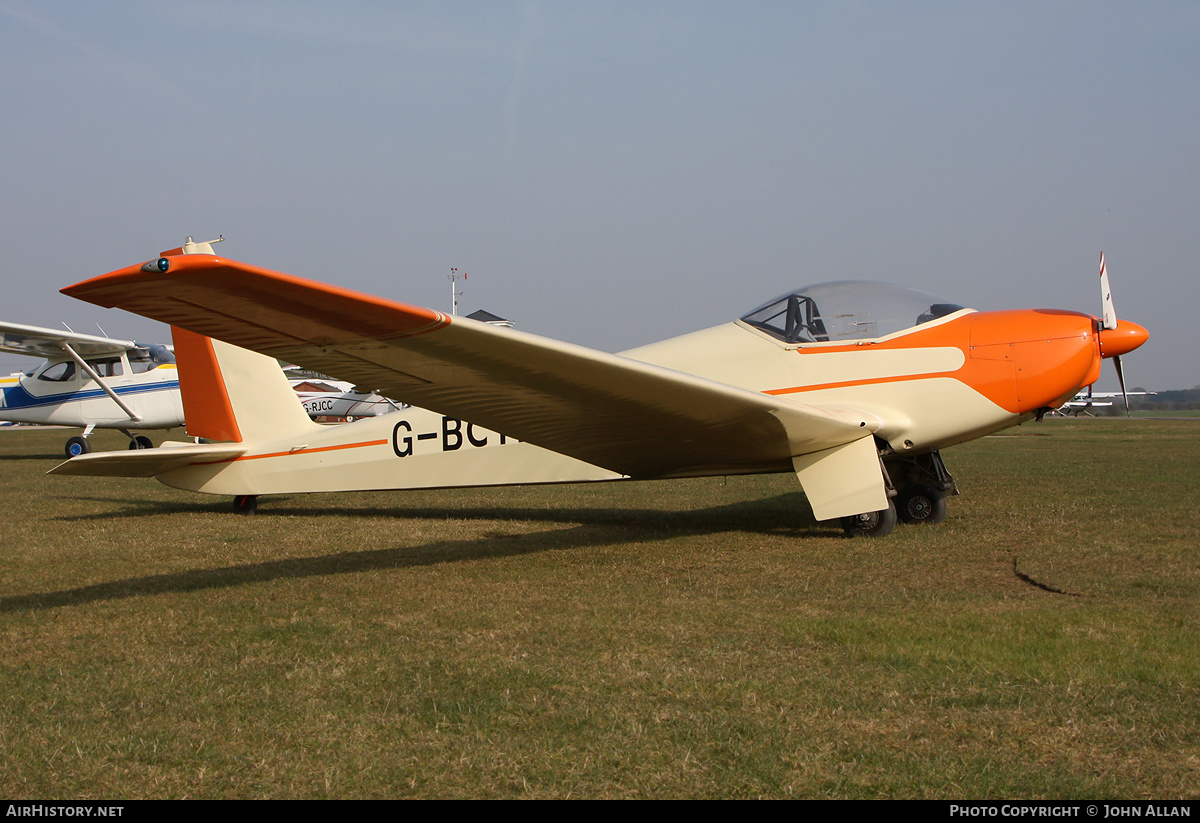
xmin=1055 ymin=386 xmax=1156 ymax=417
xmin=0 ymin=321 xmax=183 ymax=456
xmin=1 ymin=275 xmax=399 ymax=456
xmin=0 ymin=321 xmax=397 ymax=456
xmin=286 ymin=370 xmax=402 ymax=420
xmin=52 ymin=244 xmax=1148 ymax=536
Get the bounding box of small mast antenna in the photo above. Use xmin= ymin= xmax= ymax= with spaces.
xmin=448 ymin=267 xmax=467 ymax=315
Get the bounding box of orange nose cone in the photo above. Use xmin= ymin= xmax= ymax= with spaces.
xmin=1098 ymin=321 xmax=1149 ymax=359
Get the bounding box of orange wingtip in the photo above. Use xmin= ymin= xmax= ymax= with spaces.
xmin=63 ymin=253 xmax=451 ymax=355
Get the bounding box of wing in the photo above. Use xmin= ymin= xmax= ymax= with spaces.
xmin=0 ymin=321 xmax=135 ymax=359
xmin=63 ymin=253 xmax=878 ymax=479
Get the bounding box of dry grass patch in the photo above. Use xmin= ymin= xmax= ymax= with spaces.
xmin=1 ymin=421 xmax=1198 ymax=797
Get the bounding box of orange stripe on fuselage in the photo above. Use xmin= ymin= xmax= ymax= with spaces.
xmin=764 ymin=309 xmax=1101 ymax=415
xmin=191 ymin=438 xmax=389 ymax=466
xmin=766 ymin=371 xmax=945 ymax=396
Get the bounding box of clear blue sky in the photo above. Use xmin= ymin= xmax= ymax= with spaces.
xmin=2 ymin=1 xmax=1196 ymax=391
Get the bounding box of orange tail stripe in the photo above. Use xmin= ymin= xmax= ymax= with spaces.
xmin=171 ymin=327 xmax=243 ymax=442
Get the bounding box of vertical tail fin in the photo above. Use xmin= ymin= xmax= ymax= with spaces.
xmin=171 ymin=326 xmax=319 ymax=443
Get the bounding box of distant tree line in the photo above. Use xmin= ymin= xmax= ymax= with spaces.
xmin=1119 ymin=386 xmax=1200 ymax=413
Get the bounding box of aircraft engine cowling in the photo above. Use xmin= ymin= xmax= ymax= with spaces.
xmin=968 ymin=309 xmax=1102 ymax=414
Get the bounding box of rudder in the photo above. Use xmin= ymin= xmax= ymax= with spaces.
xmin=171 ymin=326 xmax=319 ymax=443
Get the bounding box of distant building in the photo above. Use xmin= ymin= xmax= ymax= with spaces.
xmin=466 ymin=309 xmax=514 ymax=328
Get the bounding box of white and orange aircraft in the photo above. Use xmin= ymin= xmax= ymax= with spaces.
xmin=51 ymin=242 xmax=1148 ymax=536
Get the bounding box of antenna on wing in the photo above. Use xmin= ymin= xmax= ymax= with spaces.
xmin=182 ymin=235 xmax=225 ymax=255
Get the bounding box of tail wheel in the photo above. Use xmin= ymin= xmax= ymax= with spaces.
xmin=841 ymin=501 xmax=897 ymax=538
xmin=65 ymin=436 xmax=92 ymax=458
xmin=233 ymin=495 xmax=258 ymax=515
xmin=896 ymin=483 xmax=947 ymax=525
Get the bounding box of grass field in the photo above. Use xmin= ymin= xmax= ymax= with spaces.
xmin=1 ymin=420 xmax=1198 ymax=799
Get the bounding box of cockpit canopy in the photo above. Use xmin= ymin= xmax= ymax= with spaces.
xmin=739 ymin=281 xmax=965 ymax=344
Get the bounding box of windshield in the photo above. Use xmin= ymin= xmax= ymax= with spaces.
xmin=129 ymin=344 xmax=175 ymax=374
xmin=740 ymin=281 xmax=965 ymax=343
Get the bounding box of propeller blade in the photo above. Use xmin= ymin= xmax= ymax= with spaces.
xmin=1099 ymin=252 xmax=1117 ymax=330
xmin=1113 ymin=354 xmax=1130 ymax=414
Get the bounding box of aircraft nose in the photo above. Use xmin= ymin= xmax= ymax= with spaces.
xmin=1098 ymin=320 xmax=1148 ymax=359
xmin=969 ymin=309 xmax=1102 ymax=413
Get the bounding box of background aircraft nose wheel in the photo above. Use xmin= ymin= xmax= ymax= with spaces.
xmin=65 ymin=436 xmax=92 ymax=458
xmin=128 ymin=435 xmax=154 ymax=450
xmin=841 ymin=501 xmax=897 ymax=537
xmin=895 ymin=483 xmax=947 ymax=525
xmin=232 ymin=494 xmax=258 ymax=515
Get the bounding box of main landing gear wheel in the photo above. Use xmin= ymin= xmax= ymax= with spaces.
xmin=233 ymin=495 xmax=258 ymax=515
xmin=896 ymin=483 xmax=947 ymax=525
xmin=841 ymin=501 xmax=897 ymax=538
xmin=128 ymin=436 xmax=154 ymax=450
xmin=65 ymin=436 xmax=92 ymax=458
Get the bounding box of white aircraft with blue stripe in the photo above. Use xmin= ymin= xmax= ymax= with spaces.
xmin=0 ymin=321 xmax=184 ymax=456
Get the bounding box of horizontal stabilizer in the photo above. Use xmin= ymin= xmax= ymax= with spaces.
xmin=49 ymin=441 xmax=247 ymax=478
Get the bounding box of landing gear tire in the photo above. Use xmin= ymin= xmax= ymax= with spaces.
xmin=896 ymin=483 xmax=947 ymax=525
xmin=233 ymin=494 xmax=258 ymax=515
xmin=128 ymin=436 xmax=154 ymax=450
xmin=841 ymin=501 xmax=897 ymax=538
xmin=65 ymin=436 xmax=92 ymax=458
